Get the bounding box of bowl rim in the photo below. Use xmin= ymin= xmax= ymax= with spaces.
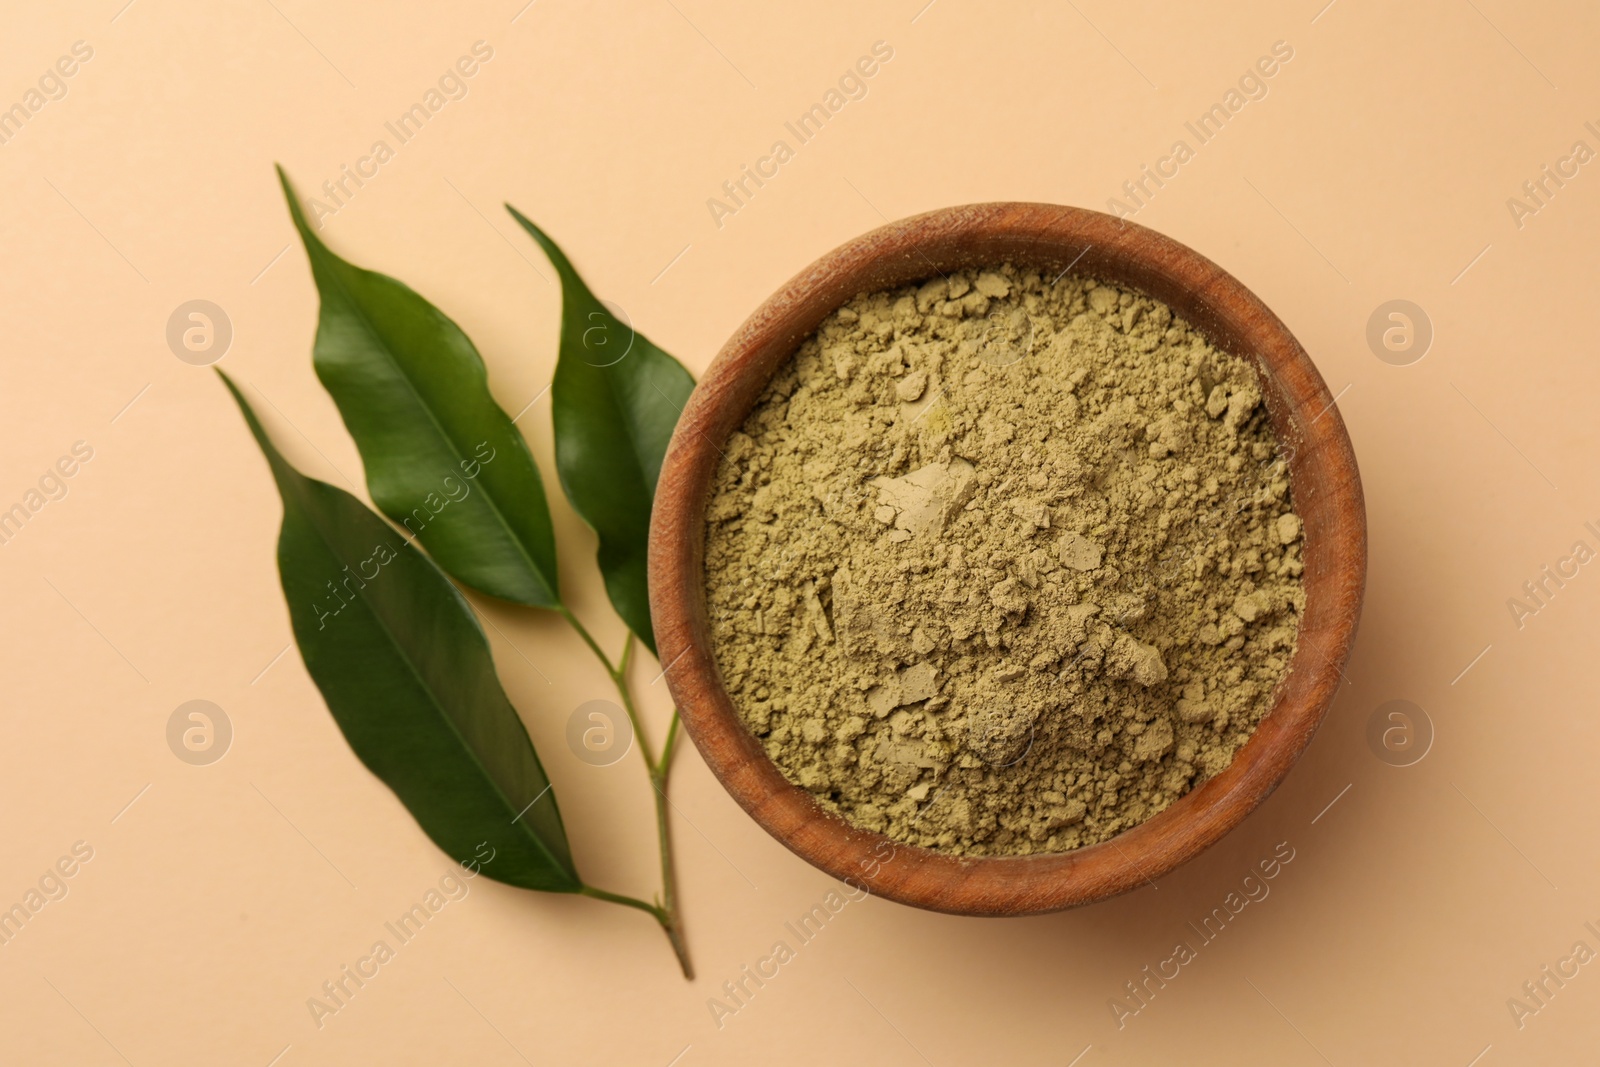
xmin=648 ymin=202 xmax=1366 ymax=915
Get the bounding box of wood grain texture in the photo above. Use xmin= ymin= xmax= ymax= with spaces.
xmin=648 ymin=203 xmax=1366 ymax=915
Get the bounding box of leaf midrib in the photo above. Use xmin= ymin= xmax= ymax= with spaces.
xmin=565 ymin=301 xmax=655 ymax=516
xmin=320 ymin=252 xmax=552 ymax=601
xmin=291 ymin=476 xmax=573 ymax=884
xmin=514 ymin=211 xmax=658 ymax=520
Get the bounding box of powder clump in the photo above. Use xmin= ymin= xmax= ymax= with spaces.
xmin=703 ymin=265 xmax=1304 ymax=856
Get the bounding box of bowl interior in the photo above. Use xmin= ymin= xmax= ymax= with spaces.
xmin=648 ymin=203 xmax=1365 ymax=915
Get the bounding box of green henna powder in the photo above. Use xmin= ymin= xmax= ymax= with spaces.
xmin=704 ymin=266 xmax=1303 ymax=855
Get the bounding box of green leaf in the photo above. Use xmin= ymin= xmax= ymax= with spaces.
xmin=219 ymin=370 xmax=581 ymax=893
xmin=277 ymin=166 xmax=561 ymax=609
xmin=508 ymin=207 xmax=695 ymax=654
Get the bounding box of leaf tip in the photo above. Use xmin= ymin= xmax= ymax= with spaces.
xmin=215 ymin=369 xmax=284 ymax=472
xmin=504 ymin=203 xmax=541 ymax=241
xmin=275 ymin=165 xmax=319 ymax=244
xmin=505 ymin=207 xmax=572 ymax=280
xmin=215 ymin=366 xmax=242 ymax=402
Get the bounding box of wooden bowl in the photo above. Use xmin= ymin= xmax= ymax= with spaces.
xmin=648 ymin=203 xmax=1365 ymax=915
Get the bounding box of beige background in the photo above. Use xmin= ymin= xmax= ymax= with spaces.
xmin=2 ymin=0 xmax=1596 ymax=1063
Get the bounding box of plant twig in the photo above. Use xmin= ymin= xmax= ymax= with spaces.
xmin=650 ymin=706 xmax=688 ymax=976
xmin=562 ymin=610 xmax=692 ymax=978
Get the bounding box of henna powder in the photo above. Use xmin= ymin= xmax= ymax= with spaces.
xmin=703 ymin=265 xmax=1304 ymax=855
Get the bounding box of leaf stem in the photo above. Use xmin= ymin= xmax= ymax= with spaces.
xmin=578 ymin=884 xmax=658 ymax=916
xmin=560 ymin=610 xmax=692 ymax=979
xmin=658 ymin=709 xmax=681 ymax=780
xmin=557 ymin=604 xmax=617 ymax=675
xmin=611 ymin=633 xmax=660 ymax=770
